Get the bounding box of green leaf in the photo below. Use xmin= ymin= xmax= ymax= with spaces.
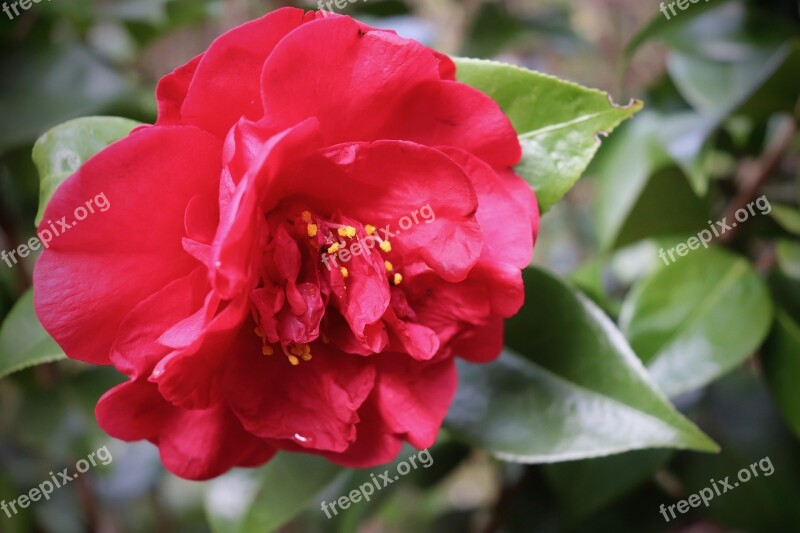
xmin=453 ymin=57 xmax=642 ymax=212
xmin=776 ymin=239 xmax=800 ymax=281
xmin=762 ymin=309 xmax=800 ymax=439
xmin=619 ymin=249 xmax=773 ymax=397
xmin=770 ymin=204 xmax=800 ymax=237
xmin=591 ymin=113 xmax=669 ymax=251
xmin=445 ymin=267 xmax=717 ymax=463
xmin=0 ymin=289 xmax=65 ymax=379
xmin=32 ymin=116 xmax=141 ymax=225
xmin=591 ymin=113 xmax=712 ymax=251
xmin=206 ymin=453 xmax=344 ymax=533
xmin=621 ymin=0 xmax=735 ymax=74
xmin=667 ymin=45 xmax=794 ymax=118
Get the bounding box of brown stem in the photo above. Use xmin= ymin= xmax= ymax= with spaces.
xmin=720 ymin=106 xmax=798 ymax=243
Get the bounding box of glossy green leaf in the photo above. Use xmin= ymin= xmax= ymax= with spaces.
xmin=32 ymin=116 xmax=141 ymax=225
xmin=592 ymin=113 xmax=712 ymax=251
xmin=454 ymin=57 xmax=642 ymax=212
xmin=591 ymin=113 xmax=669 ymax=251
xmin=620 ymin=249 xmax=773 ymax=397
xmin=206 ymin=453 xmax=344 ymax=533
xmin=0 ymin=289 xmax=65 ymax=379
xmin=445 ymin=268 xmax=717 ymax=463
xmin=762 ymin=309 xmax=800 ymax=439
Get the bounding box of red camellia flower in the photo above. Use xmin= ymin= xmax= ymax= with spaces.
xmin=34 ymin=7 xmax=538 ymax=480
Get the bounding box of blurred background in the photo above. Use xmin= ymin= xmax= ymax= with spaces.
xmin=1 ymin=0 xmax=799 ymax=531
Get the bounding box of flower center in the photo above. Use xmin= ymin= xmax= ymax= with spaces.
xmin=250 ymin=208 xmax=402 ymax=366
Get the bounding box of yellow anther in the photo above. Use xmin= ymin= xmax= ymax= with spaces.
xmin=338 ymin=226 xmax=356 ymax=238
xmin=301 ymin=352 xmax=313 ymax=362
xmin=327 ymin=242 xmax=341 ymax=254
xmin=254 ymin=327 xmax=264 ymax=337
xmin=307 ymin=224 xmax=318 ymax=237
xmin=384 ymin=260 xmax=394 ymax=272
xmin=393 ymin=273 xmax=403 ymax=286
xmin=287 ymin=355 xmax=300 ymax=366
xmin=321 ymin=333 xmax=330 ymax=344
xmin=301 ymin=211 xmax=312 ymax=223
xmin=380 ymin=241 xmax=392 ymax=253
xmin=262 ymin=345 xmax=274 ymax=356
xmin=340 ymin=267 xmax=349 ymax=278
xmin=365 ymin=225 xmax=376 ymax=236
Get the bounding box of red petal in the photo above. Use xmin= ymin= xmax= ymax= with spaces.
xmin=270 ymin=140 xmax=483 ymax=282
xmin=96 ymin=380 xmax=276 ymax=481
xmin=260 ymin=16 xmax=439 ymax=140
xmin=373 ymin=356 xmax=457 ymax=449
xmin=226 ymin=344 xmax=376 ymax=453
xmin=440 ymin=148 xmax=538 ymax=268
xmin=159 ymin=7 xmax=316 ymax=138
xmin=34 ymin=126 xmax=222 ymax=364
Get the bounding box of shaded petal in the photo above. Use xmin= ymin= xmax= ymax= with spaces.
xmin=150 ymin=295 xmax=249 ymax=409
xmin=155 ymin=54 xmax=202 ymax=125
xmin=227 ymin=344 xmax=376 ymax=453
xmin=440 ymin=148 xmax=538 ymax=268
xmin=97 ymin=380 xmax=275 ymax=480
xmin=373 ymin=356 xmax=457 ymax=449
xmin=210 ymin=118 xmax=322 ymax=299
xmin=322 ymin=400 xmax=404 ymax=468
xmin=452 ymin=317 xmax=505 ymax=363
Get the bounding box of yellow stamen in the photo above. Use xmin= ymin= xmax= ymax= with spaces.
xmin=380 ymin=241 xmax=392 ymax=253
xmin=340 ymin=267 xmax=349 ymax=278
xmin=327 ymin=242 xmax=341 ymax=254
xmin=337 ymin=226 xmax=356 ymax=238
xmin=301 ymin=211 xmax=312 ymax=223
xmin=365 ymin=225 xmax=376 ymax=236
xmin=307 ymin=224 xmax=318 ymax=237
xmin=262 ymin=345 xmax=274 ymax=356
xmin=393 ymin=273 xmax=403 ymax=286
xmin=287 ymin=355 xmax=300 ymax=366
xmin=384 ymin=260 xmax=394 ymax=272
xmin=254 ymin=326 xmax=264 ymax=337
xmin=321 ymin=333 xmax=330 ymax=344
xmin=299 ymin=345 xmax=312 ymax=361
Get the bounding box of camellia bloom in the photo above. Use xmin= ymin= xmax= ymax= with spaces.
xmin=34 ymin=7 xmax=538 ymax=480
